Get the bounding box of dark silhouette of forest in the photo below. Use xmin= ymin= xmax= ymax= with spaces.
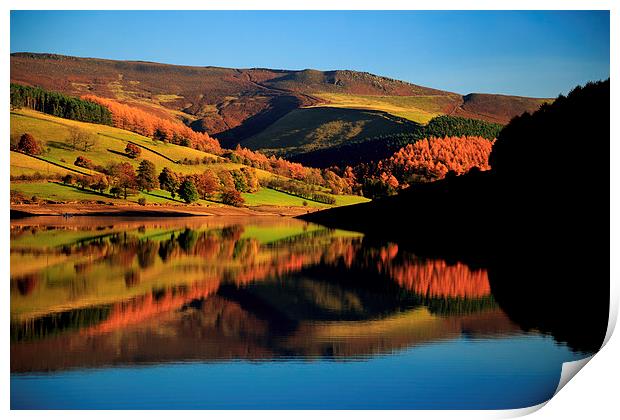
xmin=300 ymin=80 xmax=610 ymax=352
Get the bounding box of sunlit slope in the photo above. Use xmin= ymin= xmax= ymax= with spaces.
xmin=10 ymin=109 xmax=369 ymax=207
xmin=11 ymin=52 xmax=548 ymax=146
xmin=309 ymin=93 xmax=458 ymax=124
xmin=11 ymin=109 xmax=239 ymax=177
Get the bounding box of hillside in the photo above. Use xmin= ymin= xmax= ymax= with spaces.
xmin=299 ymin=80 xmax=610 ymax=352
xmin=11 ymin=53 xmax=549 ymax=151
xmin=241 ymin=107 xmax=419 ymax=157
xmin=10 ymin=109 xmax=369 ymax=210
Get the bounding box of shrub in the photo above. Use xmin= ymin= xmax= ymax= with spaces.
xmin=62 ymin=174 xmax=75 ymax=185
xmin=125 ymin=143 xmax=141 ymax=159
xmin=137 ymin=197 xmax=147 ymax=206
xmin=110 ymin=186 xmax=122 ymax=198
xmin=74 ymin=156 xmax=94 ymax=169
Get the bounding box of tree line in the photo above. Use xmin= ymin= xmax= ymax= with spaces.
xmin=266 ymin=178 xmax=336 ymax=205
xmin=82 ymin=94 xmax=222 ymax=154
xmin=10 ymin=84 xmax=113 ymax=125
xmin=61 ymin=158 xmax=261 ymax=207
xmin=227 ymin=145 xmax=354 ymax=195
xmin=347 ymin=135 xmax=495 ymax=198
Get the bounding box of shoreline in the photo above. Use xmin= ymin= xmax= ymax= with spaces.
xmin=10 ymin=203 xmax=322 ymax=219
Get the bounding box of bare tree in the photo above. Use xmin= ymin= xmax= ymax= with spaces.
xmin=67 ymin=127 xmax=95 ymax=151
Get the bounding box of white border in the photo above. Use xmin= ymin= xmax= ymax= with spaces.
xmin=2 ymin=2 xmax=617 ymax=419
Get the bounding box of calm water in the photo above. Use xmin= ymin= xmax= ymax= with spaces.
xmin=10 ymin=216 xmax=591 ymax=409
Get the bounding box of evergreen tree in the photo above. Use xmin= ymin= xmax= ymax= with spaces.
xmin=136 ymin=160 xmax=158 ymax=192
xmin=158 ymin=167 xmax=180 ymax=199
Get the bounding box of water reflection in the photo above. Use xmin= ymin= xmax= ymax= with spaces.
xmin=11 ymin=217 xmax=518 ymax=371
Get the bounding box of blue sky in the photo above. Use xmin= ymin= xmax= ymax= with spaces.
xmin=10 ymin=10 xmax=609 ymax=98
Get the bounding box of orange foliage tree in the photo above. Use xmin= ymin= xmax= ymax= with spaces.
xmin=82 ymin=95 xmax=221 ymax=154
xmin=376 ymin=136 xmax=494 ymax=185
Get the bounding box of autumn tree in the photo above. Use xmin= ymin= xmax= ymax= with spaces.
xmin=125 ymin=143 xmax=141 ymax=159
xmin=218 ymin=171 xmax=236 ymax=192
xmin=241 ymin=167 xmax=260 ymax=193
xmin=90 ymin=174 xmax=109 ymax=194
xmin=109 ymin=162 xmax=137 ymax=199
xmin=159 ymin=167 xmax=180 ymax=199
xmin=231 ymin=170 xmax=249 ymax=193
xmin=136 ymin=159 xmax=158 ymax=192
xmin=178 ymin=179 xmax=199 ymax=204
xmin=194 ymin=169 xmax=220 ymax=199
xmin=68 ymin=127 xmax=95 ymax=151
xmin=82 ymin=95 xmax=221 ymax=153
xmin=17 ymin=133 xmax=43 ymax=155
xmin=75 ymin=175 xmax=91 ymax=190
xmin=357 ymin=135 xmax=495 ymax=193
xmin=221 ymin=189 xmax=245 ymax=207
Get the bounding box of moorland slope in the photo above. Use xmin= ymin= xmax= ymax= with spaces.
xmin=11 ymin=53 xmax=548 ymax=155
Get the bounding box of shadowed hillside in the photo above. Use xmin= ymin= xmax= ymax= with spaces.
xmin=300 ymin=80 xmax=610 ymax=352
xmin=240 ymin=107 xmax=419 ymax=156
xmin=11 ymin=53 xmax=548 ymax=149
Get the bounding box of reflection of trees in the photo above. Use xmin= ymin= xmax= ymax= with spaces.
xmin=137 ymin=240 xmax=158 ymax=269
xmin=12 ymin=273 xmax=40 ymax=296
xmin=317 ymin=241 xmax=494 ymax=302
xmin=12 ymin=305 xmax=113 ymax=342
xmin=124 ymin=270 xmax=140 ymax=288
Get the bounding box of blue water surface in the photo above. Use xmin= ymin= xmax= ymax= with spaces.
xmin=11 ymin=335 xmax=587 ymax=409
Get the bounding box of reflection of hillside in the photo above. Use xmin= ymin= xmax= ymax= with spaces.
xmin=11 ymin=218 xmax=515 ymax=373
xmin=11 ymin=256 xmax=515 ymax=373
xmin=11 ymin=290 xmax=520 ymax=373
xmin=11 ymin=219 xmax=358 ymax=321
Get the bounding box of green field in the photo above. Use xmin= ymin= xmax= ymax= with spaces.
xmin=311 ymin=93 xmax=458 ymax=124
xmin=10 ymin=109 xmax=369 ymax=209
xmin=242 ymin=188 xmax=326 ymax=208
xmin=9 ymin=181 xmax=194 ymax=205
xmin=10 ymin=152 xmax=80 ymax=178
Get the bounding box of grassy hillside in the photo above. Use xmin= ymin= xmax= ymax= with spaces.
xmin=310 ymin=93 xmax=457 ymax=124
xmin=10 ymin=109 xmax=368 ymax=208
xmin=241 ymin=107 xmax=420 ymax=157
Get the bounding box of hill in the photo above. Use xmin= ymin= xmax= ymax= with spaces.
xmin=11 ymin=53 xmax=549 ymax=153
xmin=241 ymin=107 xmax=419 ymax=157
xmin=10 ymin=109 xmax=369 ymax=210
